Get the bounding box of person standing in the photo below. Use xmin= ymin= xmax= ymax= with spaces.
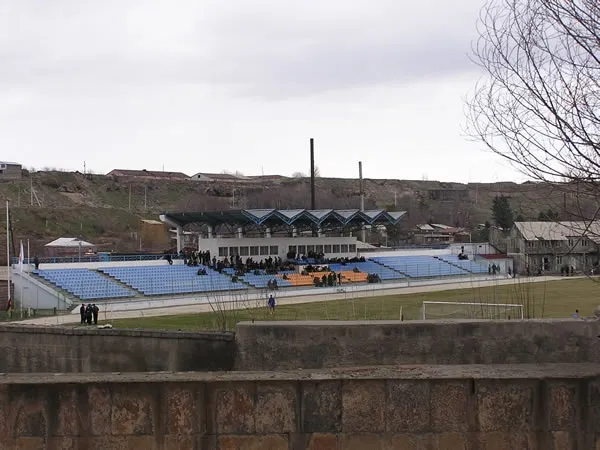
xmin=572 ymin=309 xmax=580 ymax=319
xmin=86 ymin=304 xmax=92 ymax=325
xmin=80 ymin=303 xmax=86 ymax=324
xmin=92 ymin=304 xmax=99 ymax=325
xmin=267 ymin=295 xmax=276 ymax=314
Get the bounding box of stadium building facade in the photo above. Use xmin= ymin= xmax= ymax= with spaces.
xmin=159 ymin=208 xmax=407 ymax=259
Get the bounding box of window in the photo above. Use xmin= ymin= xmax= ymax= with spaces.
xmin=332 ymin=244 xmax=340 ymax=253
xmin=307 ymin=245 xmax=315 ymax=253
xmin=260 ymin=246 xmax=269 ymax=255
xmin=582 ymin=239 xmax=589 ymax=247
xmin=340 ymin=244 xmax=349 ymax=253
xmin=349 ymin=244 xmax=357 ymax=253
xmin=288 ymin=245 xmax=297 ymax=254
xmin=298 ymin=245 xmax=306 ymax=255
xmin=239 ymin=246 xmax=249 ymax=256
xmin=229 ymin=247 xmax=239 ymax=257
xmin=556 ymin=255 xmax=563 ymax=265
xmin=218 ymin=247 xmax=228 ymax=257
xmin=316 ymin=245 xmax=323 ymax=253
xmin=568 ymin=238 xmax=574 ymax=247
xmin=269 ymin=245 xmax=278 ymax=255
xmin=250 ymin=246 xmax=259 ymax=256
xmin=324 ymin=245 xmax=332 ymax=253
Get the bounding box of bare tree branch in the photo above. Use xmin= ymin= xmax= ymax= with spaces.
xmin=467 ymin=0 xmax=600 ymax=185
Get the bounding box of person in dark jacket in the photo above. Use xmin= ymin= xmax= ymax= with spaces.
xmin=80 ymin=304 xmax=86 ymax=324
xmin=92 ymin=304 xmax=99 ymax=325
xmin=86 ymin=304 xmax=92 ymax=325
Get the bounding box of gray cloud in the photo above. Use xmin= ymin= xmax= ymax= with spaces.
xmin=0 ymin=0 xmax=519 ymax=183
xmin=0 ymin=0 xmax=482 ymax=97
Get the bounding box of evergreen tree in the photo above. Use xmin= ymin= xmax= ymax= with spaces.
xmin=537 ymin=208 xmax=559 ymax=221
xmin=492 ymin=196 xmax=515 ymax=229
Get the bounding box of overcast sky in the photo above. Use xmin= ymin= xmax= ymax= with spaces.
xmin=0 ymin=0 xmax=524 ymax=183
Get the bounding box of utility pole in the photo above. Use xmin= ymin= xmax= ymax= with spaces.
xmin=310 ymin=138 xmax=317 ymax=237
xmin=359 ymin=161 xmax=365 ymax=242
xmin=310 ymin=138 xmax=316 ymax=210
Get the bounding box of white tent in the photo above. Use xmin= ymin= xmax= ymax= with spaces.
xmin=45 ymin=237 xmax=96 ymax=248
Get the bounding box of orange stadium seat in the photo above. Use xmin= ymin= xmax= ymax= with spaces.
xmin=277 ymin=273 xmax=315 ymax=286
xmin=340 ymin=271 xmax=368 ymax=283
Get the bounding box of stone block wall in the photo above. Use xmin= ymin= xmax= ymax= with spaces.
xmin=0 ymin=324 xmax=234 ymax=373
xmin=235 ymin=319 xmax=600 ymax=370
xmin=0 ymin=364 xmax=599 ymax=449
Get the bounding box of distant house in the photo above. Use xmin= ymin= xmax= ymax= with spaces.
xmin=412 ymin=223 xmax=467 ymax=245
xmin=0 ymin=161 xmax=22 ymax=180
xmin=44 ymin=237 xmax=97 ymax=257
xmin=140 ymin=219 xmax=170 ymax=252
xmin=189 ymin=173 xmax=249 ymax=182
xmin=501 ymin=221 xmax=600 ymax=273
xmin=107 ymin=169 xmax=189 ymax=181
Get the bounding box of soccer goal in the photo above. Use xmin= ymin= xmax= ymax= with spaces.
xmin=421 ymin=301 xmax=524 ymax=320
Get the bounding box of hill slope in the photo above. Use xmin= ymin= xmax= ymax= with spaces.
xmin=0 ymin=171 xmax=577 ymax=259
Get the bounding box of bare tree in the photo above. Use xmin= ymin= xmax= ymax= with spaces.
xmin=467 ymin=0 xmax=600 ymax=220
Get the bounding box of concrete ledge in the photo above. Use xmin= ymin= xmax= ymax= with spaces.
xmin=235 ymin=319 xmax=600 ymax=370
xmin=0 ymin=323 xmax=234 ymax=341
xmin=1 ymin=363 xmax=600 ymax=384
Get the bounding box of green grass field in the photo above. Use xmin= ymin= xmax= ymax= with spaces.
xmin=107 ymin=277 xmax=600 ymax=331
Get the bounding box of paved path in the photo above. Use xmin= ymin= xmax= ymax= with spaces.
xmin=15 ymin=275 xmax=571 ymax=326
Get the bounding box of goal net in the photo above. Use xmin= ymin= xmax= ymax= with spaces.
xmin=421 ymin=301 xmax=524 ymax=320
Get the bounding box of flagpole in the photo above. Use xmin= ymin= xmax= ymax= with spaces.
xmin=6 ymin=201 xmax=10 ymax=315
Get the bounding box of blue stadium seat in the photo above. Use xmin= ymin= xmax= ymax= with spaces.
xmin=369 ymin=255 xmax=470 ymax=278
xmin=434 ymin=255 xmax=488 ymax=274
xmin=35 ymin=269 xmax=135 ymax=300
xmin=328 ymin=261 xmax=405 ymax=280
xmin=98 ymin=265 xmax=246 ymax=296
xmin=239 ymin=274 xmax=293 ymax=289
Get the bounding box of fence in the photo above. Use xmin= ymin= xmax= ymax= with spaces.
xmin=12 ymin=253 xmax=179 ymax=265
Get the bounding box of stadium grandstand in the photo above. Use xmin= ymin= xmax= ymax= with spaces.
xmin=9 ymin=208 xmax=499 ymax=313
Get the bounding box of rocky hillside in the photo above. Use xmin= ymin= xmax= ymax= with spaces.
xmin=0 ymin=170 xmax=580 ymax=260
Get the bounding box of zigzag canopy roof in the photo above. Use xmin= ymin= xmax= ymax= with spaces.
xmin=160 ymin=209 xmax=406 ymax=227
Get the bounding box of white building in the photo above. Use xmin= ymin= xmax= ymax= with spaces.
xmin=160 ymin=208 xmax=407 ymax=260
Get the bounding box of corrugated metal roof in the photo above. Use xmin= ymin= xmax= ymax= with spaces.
xmin=515 ymin=221 xmax=600 ymax=243
xmin=161 ymin=209 xmax=407 ymax=227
